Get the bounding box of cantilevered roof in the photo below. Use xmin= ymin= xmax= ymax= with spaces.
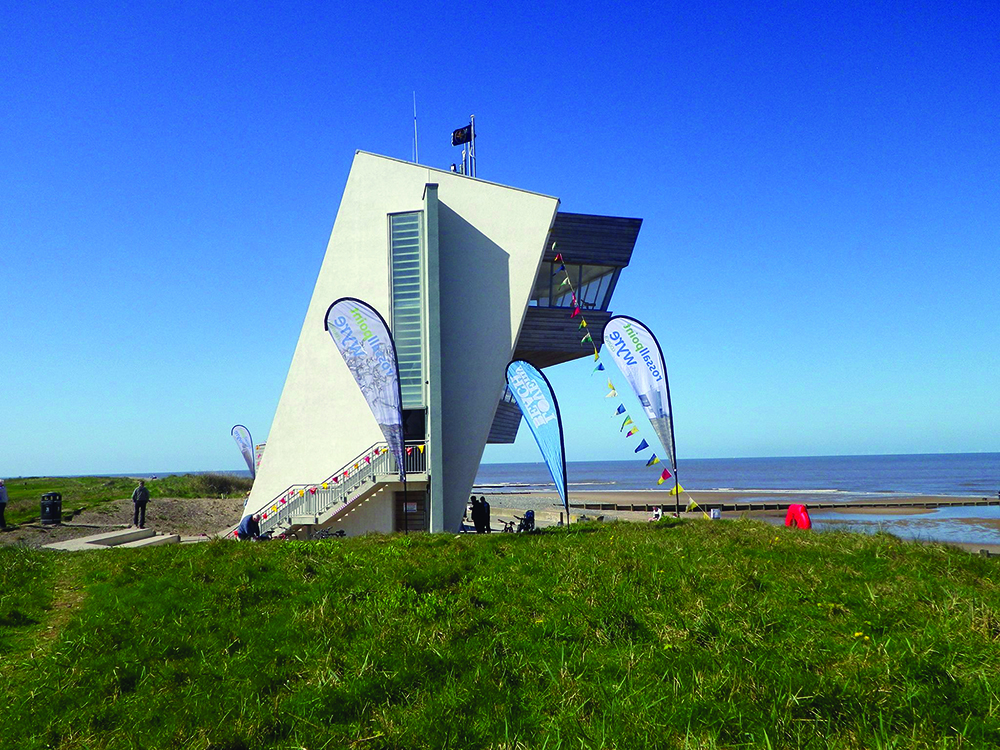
xmin=544 ymin=212 xmax=643 ymax=267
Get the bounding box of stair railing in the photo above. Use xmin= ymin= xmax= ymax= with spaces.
xmin=254 ymin=441 xmax=426 ymax=536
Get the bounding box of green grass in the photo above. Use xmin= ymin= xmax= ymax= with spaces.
xmin=1 ymin=520 xmax=999 ymax=748
xmin=2 ymin=473 xmax=252 ymax=525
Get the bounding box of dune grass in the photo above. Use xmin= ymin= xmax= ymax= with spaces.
xmin=1 ymin=473 xmax=252 ymax=525
xmin=1 ymin=519 xmax=999 ymax=748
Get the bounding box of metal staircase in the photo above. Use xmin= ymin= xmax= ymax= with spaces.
xmin=250 ymin=441 xmax=426 ymax=538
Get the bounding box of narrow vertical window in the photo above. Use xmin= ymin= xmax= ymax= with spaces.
xmin=389 ymin=212 xmax=424 ymax=408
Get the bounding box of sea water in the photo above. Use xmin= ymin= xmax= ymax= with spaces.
xmin=475 ymin=453 xmax=1000 ymax=546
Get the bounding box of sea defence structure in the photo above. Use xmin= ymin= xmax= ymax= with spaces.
xmin=245 ymin=152 xmax=641 ymax=536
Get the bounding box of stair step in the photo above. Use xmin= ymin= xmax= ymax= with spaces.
xmin=116 ymin=533 xmax=181 ymax=548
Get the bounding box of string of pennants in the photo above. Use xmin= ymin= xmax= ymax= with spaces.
xmin=256 ymin=444 xmax=426 ymax=522
xmin=552 ymin=246 xmax=685 ymax=497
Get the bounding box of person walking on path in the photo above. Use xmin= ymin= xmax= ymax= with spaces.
xmin=0 ymin=479 xmax=8 ymax=530
xmin=131 ymin=480 xmax=150 ymax=528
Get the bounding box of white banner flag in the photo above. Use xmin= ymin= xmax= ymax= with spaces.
xmin=324 ymin=298 xmax=406 ymax=481
xmin=602 ymin=316 xmax=677 ymax=475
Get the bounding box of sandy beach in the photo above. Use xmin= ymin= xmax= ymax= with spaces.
xmin=473 ymin=489 xmax=1000 ymax=554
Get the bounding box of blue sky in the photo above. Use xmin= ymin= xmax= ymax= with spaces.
xmin=2 ymin=1 xmax=998 ymax=476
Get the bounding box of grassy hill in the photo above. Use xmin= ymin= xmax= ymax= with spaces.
xmin=1 ymin=473 xmax=252 ymax=525
xmin=1 ymin=520 xmax=999 ymax=749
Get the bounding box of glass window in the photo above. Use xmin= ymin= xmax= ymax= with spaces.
xmin=577 ymin=265 xmax=616 ymax=310
xmin=390 ymin=212 xmax=424 ymax=408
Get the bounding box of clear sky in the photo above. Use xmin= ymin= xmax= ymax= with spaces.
xmin=2 ymin=1 xmax=998 ymax=477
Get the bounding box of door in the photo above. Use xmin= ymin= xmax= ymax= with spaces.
xmin=394 ymin=491 xmax=428 ymax=532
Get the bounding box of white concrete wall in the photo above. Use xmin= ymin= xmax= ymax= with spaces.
xmin=247 ymin=152 xmax=558 ymax=531
xmin=434 ymin=181 xmax=559 ymax=530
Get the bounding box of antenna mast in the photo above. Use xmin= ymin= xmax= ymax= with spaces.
xmin=412 ymin=92 xmax=419 ymax=163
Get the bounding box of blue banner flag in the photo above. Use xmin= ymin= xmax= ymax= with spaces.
xmin=231 ymin=424 xmax=256 ymax=479
xmin=505 ymin=360 xmax=569 ymax=524
xmin=634 ymin=439 xmax=649 ymax=453
xmin=324 ymin=298 xmax=406 ymax=481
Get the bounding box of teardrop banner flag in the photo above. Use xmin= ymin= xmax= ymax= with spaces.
xmin=324 ymin=298 xmax=406 ymax=482
xmin=602 ymin=315 xmax=681 ymax=514
xmin=505 ymin=360 xmax=569 ymax=525
xmin=231 ymin=425 xmax=256 ymax=479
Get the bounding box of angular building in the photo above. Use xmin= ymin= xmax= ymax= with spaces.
xmin=246 ymin=152 xmax=640 ymax=536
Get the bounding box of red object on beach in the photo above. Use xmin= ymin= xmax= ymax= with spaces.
xmin=785 ymin=504 xmax=812 ymax=530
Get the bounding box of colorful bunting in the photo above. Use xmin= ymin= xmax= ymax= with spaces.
xmin=627 ymin=427 xmax=639 ymax=437
xmin=646 ymin=454 xmax=660 ymax=466
xmin=298 ymin=489 xmax=305 ymax=496
xmin=593 ymin=350 xmax=600 ymax=361
xmin=578 ymin=319 xmax=587 ymax=329
xmin=615 ymin=404 xmax=626 ymax=415
xmin=593 ymin=362 xmax=605 ymax=373
xmin=581 ymin=333 xmax=593 ymax=344
xmin=621 ymin=417 xmax=633 ymax=431
xmin=657 ymin=469 xmax=671 ymax=485
xmin=418 ymin=445 xmax=425 ymax=453
xmin=280 ymin=498 xmax=287 ymax=504
xmin=634 ymin=439 xmax=649 ymax=453
xmin=606 ymin=389 xmax=617 ymax=398
xmin=406 ymin=446 xmax=413 ymax=455
xmin=309 ymin=487 xmax=316 ymax=494
xmin=364 ymin=456 xmax=371 ymax=464
xmin=554 ymin=252 xmax=563 ymax=262
xmin=669 ymin=483 xmax=685 ymax=496
xmin=353 ymin=463 xmax=359 ymax=470
xmin=559 ymin=277 xmax=571 ymax=288
xmin=333 ymin=477 xmax=339 ymax=483
xmin=321 ymin=482 xmax=328 ymax=489
xmin=570 ymin=306 xmax=581 ymax=318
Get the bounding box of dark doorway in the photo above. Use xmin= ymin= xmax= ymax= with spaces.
xmin=394 ymin=491 xmax=428 ymax=532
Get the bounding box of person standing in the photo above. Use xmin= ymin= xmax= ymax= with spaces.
xmin=481 ymin=496 xmax=492 ymax=533
xmin=131 ymin=480 xmax=150 ymax=528
xmin=470 ymin=496 xmax=484 ymax=534
xmin=0 ymin=479 xmax=8 ymax=530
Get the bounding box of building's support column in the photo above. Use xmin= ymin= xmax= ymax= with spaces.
xmin=423 ymin=183 xmax=445 ymax=532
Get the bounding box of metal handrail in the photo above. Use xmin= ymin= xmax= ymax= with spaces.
xmin=255 ymin=441 xmax=426 ymax=535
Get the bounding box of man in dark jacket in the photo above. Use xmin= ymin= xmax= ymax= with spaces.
xmin=131 ymin=480 xmax=150 ymax=528
xmin=237 ymin=514 xmax=261 ymax=540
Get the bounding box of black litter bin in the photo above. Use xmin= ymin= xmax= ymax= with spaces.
xmin=41 ymin=492 xmax=63 ymax=525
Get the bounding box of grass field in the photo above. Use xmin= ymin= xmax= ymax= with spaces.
xmin=1 ymin=474 xmax=253 ymax=526
xmin=1 ymin=519 xmax=998 ymax=749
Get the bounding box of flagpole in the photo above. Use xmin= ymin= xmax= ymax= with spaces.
xmin=469 ymin=114 xmax=476 ymax=177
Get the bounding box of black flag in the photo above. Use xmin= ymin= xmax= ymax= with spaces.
xmin=451 ymin=124 xmax=472 ymax=146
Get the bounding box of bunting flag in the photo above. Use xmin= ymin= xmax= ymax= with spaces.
xmin=634 ymin=439 xmax=649 ymax=453
xmin=418 ymin=444 xmax=425 ymax=453
xmin=364 ymin=456 xmax=371 ymax=464
xmin=656 ymin=468 xmax=672 ymax=485
xmin=353 ymin=463 xmax=359 ymax=470
xmin=582 ymin=333 xmax=593 ymax=344
xmin=406 ymin=446 xmax=413 ymax=455
xmin=646 ymin=454 xmax=660 ymax=466
xmin=615 ymin=404 xmax=626 ymax=415
xmin=578 ymin=319 xmax=587 ymax=329
xmin=559 ymin=277 xmax=571 ymax=288
xmin=506 ymin=360 xmax=570 ymax=524
xmin=626 ymin=427 xmax=638 ymax=437
xmin=605 ymin=389 xmax=617 ymax=398
xmin=325 ymin=298 xmax=406 ymax=482
xmin=593 ymin=350 xmax=600 ymax=361
xmin=670 ymin=483 xmax=685 ymax=496
xmin=607 ymin=379 xmax=615 ymax=391
xmin=322 ymin=483 xmax=328 ymax=489
xmin=554 ymin=252 xmax=563 ymax=262
xmin=570 ymin=306 xmax=581 ymax=318
xmin=620 ymin=417 xmax=633 ymax=431
xmin=231 ymin=425 xmax=256 ymax=479
xmin=592 ymin=363 xmax=605 ymax=373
